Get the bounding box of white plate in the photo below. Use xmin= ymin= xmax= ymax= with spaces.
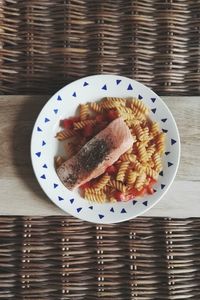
xmin=31 ymin=75 xmax=180 ymax=224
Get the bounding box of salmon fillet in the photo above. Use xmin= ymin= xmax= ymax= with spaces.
xmin=57 ymin=117 xmax=135 ymax=190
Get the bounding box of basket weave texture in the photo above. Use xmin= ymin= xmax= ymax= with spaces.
xmin=0 ymin=216 xmax=200 ymax=299
xmin=0 ymin=0 xmax=200 ymax=95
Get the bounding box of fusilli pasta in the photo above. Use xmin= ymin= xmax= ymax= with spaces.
xmin=116 ymin=161 xmax=130 ymax=182
xmin=79 ymin=104 xmax=89 ymax=120
xmin=56 ymin=129 xmax=76 ymax=140
xmin=73 ymin=119 xmax=96 ymax=130
xmin=108 ymin=180 xmax=127 ymax=193
xmin=56 ymin=96 xmax=165 ymax=202
xmin=93 ymin=174 xmax=110 ymax=190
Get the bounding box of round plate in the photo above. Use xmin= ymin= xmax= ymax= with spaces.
xmin=31 ymin=75 xmax=180 ymax=224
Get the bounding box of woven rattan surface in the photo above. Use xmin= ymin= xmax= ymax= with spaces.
xmin=0 ymin=0 xmax=200 ymax=95
xmin=0 ymin=216 xmax=200 ymax=299
xmin=1 ymin=1 xmax=200 ymax=299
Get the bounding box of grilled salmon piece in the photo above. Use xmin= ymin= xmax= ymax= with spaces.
xmin=57 ymin=117 xmax=135 ymax=190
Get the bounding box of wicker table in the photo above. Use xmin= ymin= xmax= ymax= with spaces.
xmin=1 ymin=0 xmax=200 ymax=299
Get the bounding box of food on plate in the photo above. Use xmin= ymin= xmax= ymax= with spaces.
xmin=55 ymin=97 xmax=165 ymax=202
xmin=57 ymin=117 xmax=135 ymax=190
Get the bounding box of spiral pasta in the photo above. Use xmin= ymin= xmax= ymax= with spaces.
xmin=93 ymin=174 xmax=110 ymax=190
xmin=90 ymin=102 xmax=103 ymax=113
xmin=137 ymin=142 xmax=148 ymax=163
xmin=132 ymin=161 xmax=145 ymax=173
xmin=73 ymin=119 xmax=96 ymax=130
xmin=156 ymin=132 xmax=165 ymax=154
xmin=151 ymin=122 xmax=160 ymax=137
xmin=145 ymin=167 xmax=158 ymax=180
xmin=79 ymin=104 xmax=89 ymax=120
xmin=152 ymin=153 xmax=162 ymax=172
xmin=104 ymin=97 xmax=126 ymax=106
xmin=131 ymin=107 xmax=146 ymax=122
xmin=130 ymin=98 xmax=149 ymax=115
xmin=84 ymin=190 xmax=106 ymax=203
xmin=56 ymin=96 xmax=165 ymax=202
xmin=108 ymin=180 xmax=127 ymax=193
xmin=135 ymin=173 xmax=146 ymax=191
xmin=116 ymin=161 xmax=130 ymax=182
xmin=146 ymin=145 xmax=156 ymax=161
xmin=56 ymin=129 xmax=76 ymax=140
xmin=120 ymin=153 xmax=137 ymax=163
xmin=127 ymin=170 xmax=137 ymax=185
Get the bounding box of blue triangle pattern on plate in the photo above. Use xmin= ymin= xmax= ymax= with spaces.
xmin=127 ymin=84 xmax=133 ymax=90
xmin=151 ymin=108 xmax=156 ymax=114
xmin=110 ymin=207 xmax=114 ymax=212
xmin=44 ymin=117 xmax=50 ymax=123
xmin=89 ymin=206 xmax=93 ymax=210
xmin=77 ymin=207 xmax=82 ymax=213
xmin=132 ymin=200 xmax=137 ymax=205
xmin=159 ymin=171 xmax=163 ymax=176
xmin=35 ymin=152 xmax=41 ymax=157
xmin=165 ymin=151 xmax=170 ymax=156
xmin=121 ymin=208 xmax=127 ymax=213
xmin=58 ymin=196 xmax=64 ymax=201
xmin=57 ymin=95 xmax=62 ymax=101
xmin=151 ymin=97 xmax=156 ymax=103
xmin=168 ymin=162 xmax=173 ymax=167
xmin=116 ymin=79 xmax=121 ymax=85
xmin=42 ymin=164 xmax=47 ymax=168
xmin=138 ymin=94 xmax=143 ymax=100
xmin=99 ymin=214 xmax=104 ymax=219
xmin=171 ymin=139 xmax=177 ymax=145
xmin=42 ymin=140 xmax=46 ymax=146
xmin=83 ymin=82 xmax=89 ymax=87
xmin=72 ymin=92 xmax=76 ymax=97
xmin=161 ymin=118 xmax=167 ymax=123
xmin=40 ymin=174 xmax=46 ymax=179
xmin=37 ymin=126 xmax=42 ymax=132
xmin=102 ymin=84 xmax=107 ymax=90
xmin=54 ymin=109 xmax=58 ymax=114
xmin=162 ymin=129 xmax=168 ymax=133
xmin=53 ymin=183 xmax=58 ymax=188
xmin=143 ymin=201 xmax=148 ymax=206
xmin=70 ymin=198 xmax=74 ymax=204
xmin=161 ymin=184 xmax=165 ymax=190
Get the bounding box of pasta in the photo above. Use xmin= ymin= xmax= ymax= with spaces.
xmin=130 ymin=98 xmax=149 ymax=115
xmin=137 ymin=142 xmax=148 ymax=163
xmin=152 ymin=153 xmax=162 ymax=172
xmin=131 ymin=107 xmax=146 ymax=122
xmin=127 ymin=170 xmax=137 ymax=185
xmin=73 ymin=119 xmax=96 ymax=130
xmin=56 ymin=129 xmax=76 ymax=140
xmin=151 ymin=121 xmax=160 ymax=137
xmin=90 ymin=102 xmax=103 ymax=113
xmin=145 ymin=167 xmax=158 ymax=180
xmin=116 ymin=161 xmax=130 ymax=182
xmin=108 ymin=180 xmax=127 ymax=193
xmin=84 ymin=190 xmax=106 ymax=203
xmin=55 ymin=96 xmax=165 ymax=203
xmin=156 ymin=132 xmax=165 ymax=154
xmin=79 ymin=104 xmax=89 ymax=120
xmin=104 ymin=97 xmax=126 ymax=106
xmin=146 ymin=145 xmax=156 ymax=161
xmin=135 ymin=173 xmax=146 ymax=191
xmin=93 ymin=174 xmax=110 ymax=190
xmin=120 ymin=153 xmax=137 ymax=162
